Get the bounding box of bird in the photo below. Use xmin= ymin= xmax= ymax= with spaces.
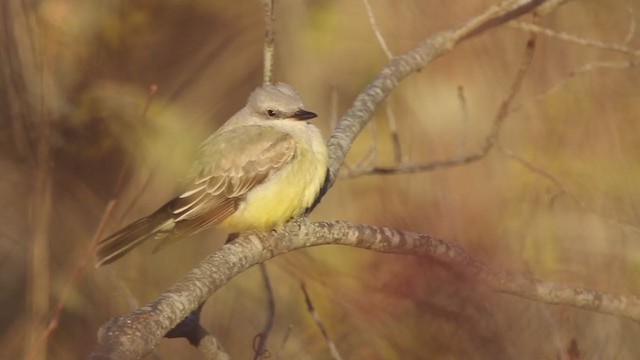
xmin=95 ymin=83 xmax=328 ymax=267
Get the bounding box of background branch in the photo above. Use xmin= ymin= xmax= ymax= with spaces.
xmin=300 ymin=282 xmax=343 ymax=360
xmin=343 ymin=31 xmax=538 ymax=178
xmin=324 ymin=0 xmax=552 ymax=188
xmin=252 ymin=264 xmax=275 ymax=360
xmin=510 ymin=20 xmax=640 ymax=56
xmin=261 ymin=0 xmax=276 ymax=85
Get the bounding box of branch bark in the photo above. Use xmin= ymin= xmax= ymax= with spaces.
xmin=90 ymin=219 xmax=640 ymax=359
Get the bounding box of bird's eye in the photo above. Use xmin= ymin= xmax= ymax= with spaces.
xmin=266 ymin=109 xmax=276 ymax=117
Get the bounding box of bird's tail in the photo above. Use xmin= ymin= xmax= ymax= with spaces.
xmin=95 ymin=211 xmax=172 ymax=267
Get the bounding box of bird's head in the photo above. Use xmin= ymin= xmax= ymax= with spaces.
xmin=247 ymin=83 xmax=317 ymax=122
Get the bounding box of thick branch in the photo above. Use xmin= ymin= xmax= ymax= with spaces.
xmin=90 ymin=219 xmax=640 ymax=359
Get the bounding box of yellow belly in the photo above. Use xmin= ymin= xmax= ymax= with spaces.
xmin=219 ymin=140 xmax=327 ymax=231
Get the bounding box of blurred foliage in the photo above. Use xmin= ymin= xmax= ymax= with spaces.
xmin=1 ymin=0 xmax=640 ymax=359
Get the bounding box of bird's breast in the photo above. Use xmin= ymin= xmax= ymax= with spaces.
xmin=219 ymin=126 xmax=327 ymax=231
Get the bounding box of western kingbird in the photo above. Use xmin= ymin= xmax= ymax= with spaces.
xmin=95 ymin=83 xmax=328 ymax=267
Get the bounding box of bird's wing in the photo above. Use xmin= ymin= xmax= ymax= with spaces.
xmin=169 ymin=125 xmax=297 ymax=236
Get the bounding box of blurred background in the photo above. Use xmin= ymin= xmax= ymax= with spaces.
xmin=2 ymin=0 xmax=640 ymax=359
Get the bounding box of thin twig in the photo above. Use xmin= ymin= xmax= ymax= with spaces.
xmin=510 ymin=21 xmax=640 ymax=57
xmin=456 ymin=85 xmax=470 ymax=157
xmin=498 ymin=146 xmax=640 ymax=232
xmin=483 ymin=34 xmax=536 ymax=151
xmin=363 ymin=0 xmax=402 ymax=165
xmin=301 ymin=283 xmax=343 ymax=360
xmin=253 ymin=264 xmax=276 ymax=360
xmin=344 ymin=32 xmax=538 ymax=178
xmin=623 ymin=5 xmax=636 ymax=45
xmin=497 ymin=146 xmax=584 ymax=205
xmin=362 ymin=0 xmax=393 ymax=59
xmin=511 ymin=60 xmax=640 ymax=113
xmin=262 ymin=0 xmax=276 ymax=85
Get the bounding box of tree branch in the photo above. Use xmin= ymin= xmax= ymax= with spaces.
xmin=90 ymin=219 xmax=640 ymax=359
xmin=261 ymin=0 xmax=276 ymax=85
xmin=510 ymin=20 xmax=640 ymax=57
xmin=301 ymin=282 xmax=343 ymax=360
xmin=252 ymin=264 xmax=275 ymax=360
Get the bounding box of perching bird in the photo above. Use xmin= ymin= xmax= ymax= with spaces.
xmin=95 ymin=83 xmax=328 ymax=266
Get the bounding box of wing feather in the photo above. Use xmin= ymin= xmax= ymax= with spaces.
xmin=171 ymin=126 xmax=297 ymax=231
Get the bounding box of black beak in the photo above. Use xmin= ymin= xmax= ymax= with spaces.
xmin=292 ymin=109 xmax=317 ymax=121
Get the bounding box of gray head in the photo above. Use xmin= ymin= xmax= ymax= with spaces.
xmin=246 ymin=83 xmax=317 ymax=122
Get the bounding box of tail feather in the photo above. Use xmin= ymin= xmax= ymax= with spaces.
xmin=95 ymin=212 xmax=172 ymax=267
